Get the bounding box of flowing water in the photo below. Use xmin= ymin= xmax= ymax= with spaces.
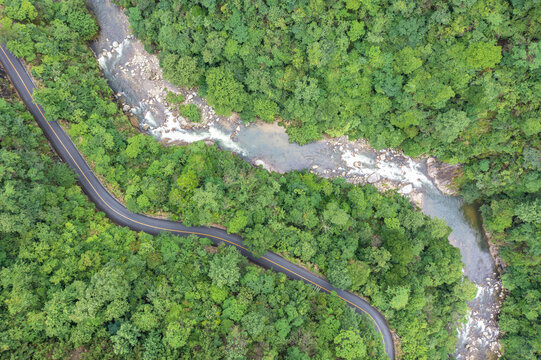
xmin=87 ymin=0 xmax=503 ymax=357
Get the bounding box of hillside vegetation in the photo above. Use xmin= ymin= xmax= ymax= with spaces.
xmin=0 ymin=94 xmax=388 ymax=359
xmin=0 ymin=0 xmax=480 ymax=358
xmin=113 ymin=0 xmax=541 ymax=357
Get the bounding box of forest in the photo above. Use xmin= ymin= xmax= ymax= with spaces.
xmin=113 ymin=0 xmax=541 ymax=357
xmin=0 ymin=0 xmax=479 ymax=359
xmin=0 ymin=89 xmax=388 ymax=359
xmin=0 ymin=0 xmax=539 ymax=359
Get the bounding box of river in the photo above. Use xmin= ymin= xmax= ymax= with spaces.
xmin=87 ymin=0 xmax=503 ymax=358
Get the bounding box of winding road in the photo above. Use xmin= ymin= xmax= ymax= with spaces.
xmin=0 ymin=45 xmax=395 ymax=360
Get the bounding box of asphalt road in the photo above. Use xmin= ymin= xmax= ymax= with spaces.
xmin=0 ymin=45 xmax=395 ymax=360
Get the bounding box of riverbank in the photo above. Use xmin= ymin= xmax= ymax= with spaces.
xmin=86 ymin=0 xmax=503 ymax=357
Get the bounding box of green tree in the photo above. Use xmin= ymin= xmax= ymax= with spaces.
xmin=180 ymin=103 xmax=201 ymax=122
xmin=209 ymin=246 xmax=242 ymax=289
xmin=388 ymin=286 xmax=410 ymax=310
xmin=164 ymin=321 xmax=192 ymax=349
xmin=161 ymin=54 xmax=203 ymax=87
xmin=465 ymin=42 xmax=502 ymax=69
xmin=205 ymin=67 xmax=248 ymax=116
xmin=112 ymin=322 xmax=140 ymax=356
xmin=3 ymin=0 xmax=37 ymax=21
xmin=334 ymin=330 xmax=367 ymax=360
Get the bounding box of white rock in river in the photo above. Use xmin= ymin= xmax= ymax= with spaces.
xmin=400 ymin=184 xmax=413 ymax=194
xmin=367 ymin=173 xmax=380 ymax=183
xmin=113 ymin=41 xmax=119 ymax=48
xmin=254 ymin=159 xmax=274 ymax=172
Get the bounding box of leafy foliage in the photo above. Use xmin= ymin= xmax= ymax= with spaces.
xmin=0 ymin=1 xmax=495 ymax=358
xmin=115 ymin=0 xmax=538 ymax=158
xmin=0 ymin=94 xmax=387 ymax=359
xmin=112 ymin=0 xmax=541 ymax=357
xmin=180 ymin=103 xmax=201 ymax=123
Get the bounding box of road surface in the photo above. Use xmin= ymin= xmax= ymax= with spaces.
xmin=0 ymin=45 xmax=395 ymax=360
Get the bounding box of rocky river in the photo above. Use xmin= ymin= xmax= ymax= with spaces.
xmin=86 ymin=0 xmax=504 ymax=358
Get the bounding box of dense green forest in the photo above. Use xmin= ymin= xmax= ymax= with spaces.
xmin=113 ymin=0 xmax=539 ymax=153
xmin=113 ymin=0 xmax=541 ymax=358
xmin=0 ymin=0 xmax=482 ymax=359
xmin=0 ymin=77 xmax=390 ymax=359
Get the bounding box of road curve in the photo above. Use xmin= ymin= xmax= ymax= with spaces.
xmin=0 ymin=45 xmax=395 ymax=360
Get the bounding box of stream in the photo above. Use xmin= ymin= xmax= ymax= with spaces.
xmin=87 ymin=0 xmax=503 ymax=358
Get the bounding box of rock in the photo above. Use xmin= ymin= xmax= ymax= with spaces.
xmin=254 ymin=158 xmax=274 ymax=172
xmin=426 ymin=157 xmax=462 ymax=196
xmin=129 ymin=116 xmax=139 ymax=128
xmin=367 ymin=173 xmax=380 ymax=183
xmin=113 ymin=41 xmax=119 ymax=48
xmin=142 ymin=124 xmax=150 ymax=131
xmin=409 ymin=192 xmax=424 ymax=208
xmin=400 ymin=184 xmax=413 ymax=194
xmin=312 ymin=165 xmax=319 ymax=169
xmin=122 ymin=104 xmax=130 ymax=112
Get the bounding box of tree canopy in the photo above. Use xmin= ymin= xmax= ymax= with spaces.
xmin=2 ymin=0 xmax=539 ymax=358
xmin=0 ymin=92 xmax=387 ymax=359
